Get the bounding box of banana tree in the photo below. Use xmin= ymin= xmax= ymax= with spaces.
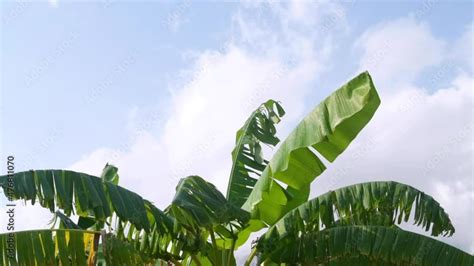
xmin=1 ymin=72 xmax=472 ymax=265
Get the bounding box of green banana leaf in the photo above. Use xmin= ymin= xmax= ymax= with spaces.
xmin=100 ymin=163 xmax=119 ymax=185
xmin=169 ymin=176 xmax=250 ymax=231
xmin=114 ymin=204 xmax=200 ymax=262
xmin=0 ymin=169 xmax=166 ymax=231
xmin=103 ymin=233 xmax=154 ymax=265
xmin=226 ymin=100 xmax=285 ymax=207
xmin=239 ymin=71 xmax=380 ymax=243
xmin=0 ymin=169 xmax=188 ymax=260
xmin=167 ymin=176 xmax=250 ymax=264
xmin=54 ymin=211 xmax=81 ymax=229
xmin=0 ymin=229 xmax=99 ymax=266
xmin=257 ymin=225 xmax=474 ymax=265
xmin=262 ymin=181 xmax=455 ymax=241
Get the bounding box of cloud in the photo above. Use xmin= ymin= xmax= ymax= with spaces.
xmin=355 ymin=16 xmax=446 ymax=87
xmin=48 ymin=0 xmax=58 ymax=8
xmin=0 ymin=0 xmax=346 ymax=213
xmin=232 ymin=0 xmax=349 ymax=62
xmin=67 ymin=1 xmax=346 ymax=207
xmin=309 ymin=17 xmax=473 ymax=253
xmin=2 ymin=2 xmax=472 ymax=262
xmin=162 ymin=0 xmax=191 ymax=33
xmin=451 ymin=22 xmax=473 ymax=73
xmin=67 ymin=47 xmax=310 ymax=210
xmin=0 ymin=202 xmax=53 ymax=232
xmin=66 ymin=2 xmax=348 ymax=262
xmin=311 ymin=72 xmax=473 ymax=252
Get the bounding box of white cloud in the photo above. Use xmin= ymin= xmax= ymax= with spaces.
xmin=48 ymin=0 xmax=58 ymax=8
xmin=65 ymin=2 xmax=346 ymax=262
xmin=308 ymin=18 xmax=473 ymax=253
xmin=65 ymin=46 xmax=319 ymax=211
xmin=355 ymin=16 xmax=446 ymax=87
xmin=451 ymin=22 xmax=473 ymax=73
xmin=162 ymin=1 xmax=191 ymax=33
xmin=2 ymin=2 xmax=472 ymax=262
xmin=311 ymin=72 xmax=473 ymax=252
xmin=67 ymin=2 xmax=344 ymax=208
xmin=0 ymin=202 xmax=53 ymax=233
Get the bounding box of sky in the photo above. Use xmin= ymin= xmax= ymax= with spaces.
xmin=1 ymin=0 xmax=473 ymax=260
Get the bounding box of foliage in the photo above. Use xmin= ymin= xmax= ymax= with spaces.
xmin=1 ymin=72 xmax=472 ymax=265
xmin=257 ymin=226 xmax=473 ymax=265
xmin=0 ymin=229 xmax=98 ymax=265
xmin=227 ymin=100 xmax=285 ymax=207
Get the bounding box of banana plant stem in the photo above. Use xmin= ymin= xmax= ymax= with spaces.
xmin=244 ymin=247 xmax=257 ymax=266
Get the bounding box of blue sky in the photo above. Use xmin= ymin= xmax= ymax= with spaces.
xmin=1 ymin=0 xmax=473 ymax=258
xmin=1 ymin=2 xmax=236 ymax=167
xmin=1 ymin=1 xmax=471 ymax=170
